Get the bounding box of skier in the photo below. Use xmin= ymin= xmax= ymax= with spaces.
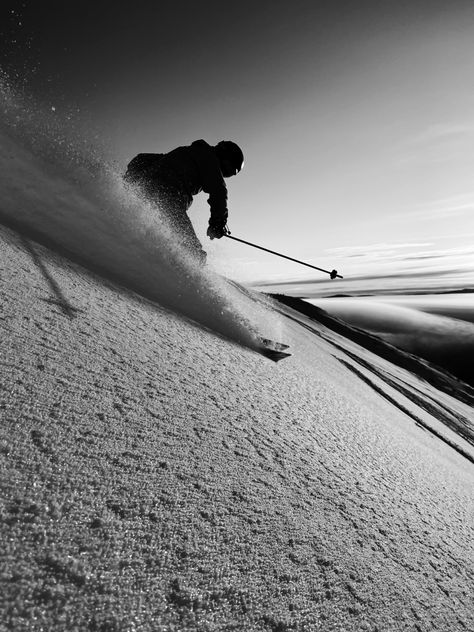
xmin=124 ymin=139 xmax=244 ymax=263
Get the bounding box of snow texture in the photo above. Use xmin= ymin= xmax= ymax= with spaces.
xmin=1 ymin=225 xmax=474 ymax=631
xmin=1 ymin=75 xmax=474 ymax=631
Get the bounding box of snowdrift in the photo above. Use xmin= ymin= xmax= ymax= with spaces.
xmin=1 ymin=224 xmax=473 ymax=632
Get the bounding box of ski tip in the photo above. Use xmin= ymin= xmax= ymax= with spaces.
xmin=258 ymin=337 xmax=290 ymax=351
xmin=256 ymin=336 xmax=291 ymax=361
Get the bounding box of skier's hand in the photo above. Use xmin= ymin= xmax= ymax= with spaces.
xmin=207 ymin=220 xmax=229 ymax=240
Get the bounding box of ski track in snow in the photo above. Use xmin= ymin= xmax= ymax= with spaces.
xmin=0 ymin=77 xmax=282 ymax=354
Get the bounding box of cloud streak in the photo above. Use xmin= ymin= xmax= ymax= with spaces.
xmin=396 ymin=122 xmax=474 ymax=167
xmin=326 ymin=242 xmax=433 ymax=257
xmin=407 ymin=123 xmax=474 ymax=146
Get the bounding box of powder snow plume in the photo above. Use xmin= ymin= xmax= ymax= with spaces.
xmin=0 ymin=76 xmax=282 ymax=350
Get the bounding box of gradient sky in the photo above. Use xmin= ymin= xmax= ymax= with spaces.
xmin=2 ymin=0 xmax=474 ymax=292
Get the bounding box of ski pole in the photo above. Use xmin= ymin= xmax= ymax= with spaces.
xmin=224 ymin=234 xmax=343 ymax=279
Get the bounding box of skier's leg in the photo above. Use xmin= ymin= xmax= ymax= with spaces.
xmin=170 ymin=211 xmax=207 ymax=263
xmin=126 ymin=168 xmax=207 ymax=264
xmin=162 ymin=190 xmax=207 ymax=264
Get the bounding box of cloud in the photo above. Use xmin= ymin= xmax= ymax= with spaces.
xmin=400 ymin=245 xmax=474 ymax=260
xmin=326 ymin=242 xmax=433 ymax=257
xmin=408 ymin=123 xmax=474 ymax=145
xmin=403 ymin=254 xmax=446 ymax=261
xmin=381 ymin=193 xmax=474 ymax=226
xmin=408 ymin=193 xmax=474 ymax=220
xmin=248 ymin=239 xmax=474 ymax=294
xmin=251 ymin=242 xmax=474 ymax=296
xmin=256 ymin=267 xmax=470 ymax=288
xmin=395 ymin=122 xmax=474 ymax=166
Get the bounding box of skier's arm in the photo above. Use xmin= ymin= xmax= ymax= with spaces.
xmin=190 ymin=140 xmax=229 ymax=223
xmin=206 ymin=181 xmax=228 ymax=224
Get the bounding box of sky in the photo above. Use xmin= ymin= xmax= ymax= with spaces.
xmin=1 ymin=0 xmax=474 ymax=294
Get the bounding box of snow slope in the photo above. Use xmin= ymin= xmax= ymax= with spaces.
xmin=1 ymin=77 xmax=473 ymax=631
xmin=1 ymin=224 xmax=473 ymax=632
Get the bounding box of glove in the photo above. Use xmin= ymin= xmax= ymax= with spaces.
xmin=207 ymin=219 xmax=229 ymax=240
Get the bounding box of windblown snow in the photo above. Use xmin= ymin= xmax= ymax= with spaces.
xmin=1 ymin=77 xmax=474 ymax=631
xmin=0 ymin=77 xmax=281 ymax=354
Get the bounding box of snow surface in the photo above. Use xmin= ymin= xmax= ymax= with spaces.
xmin=1 ymin=76 xmax=474 ymax=631
xmin=1 ymin=225 xmax=474 ymax=632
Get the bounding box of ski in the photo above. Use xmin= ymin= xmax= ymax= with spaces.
xmin=257 ymin=337 xmax=291 ymax=361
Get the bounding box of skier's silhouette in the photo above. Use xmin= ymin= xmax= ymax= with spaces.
xmin=124 ymin=140 xmax=244 ymax=263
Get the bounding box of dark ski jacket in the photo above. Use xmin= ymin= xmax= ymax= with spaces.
xmin=124 ymin=140 xmax=228 ymax=222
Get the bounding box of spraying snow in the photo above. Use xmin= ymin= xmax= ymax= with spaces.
xmin=0 ymin=76 xmax=282 ymax=352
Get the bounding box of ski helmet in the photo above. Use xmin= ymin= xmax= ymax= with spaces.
xmin=216 ymin=140 xmax=244 ymax=176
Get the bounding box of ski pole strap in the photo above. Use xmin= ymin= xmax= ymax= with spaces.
xmin=224 ymin=234 xmax=343 ymax=279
